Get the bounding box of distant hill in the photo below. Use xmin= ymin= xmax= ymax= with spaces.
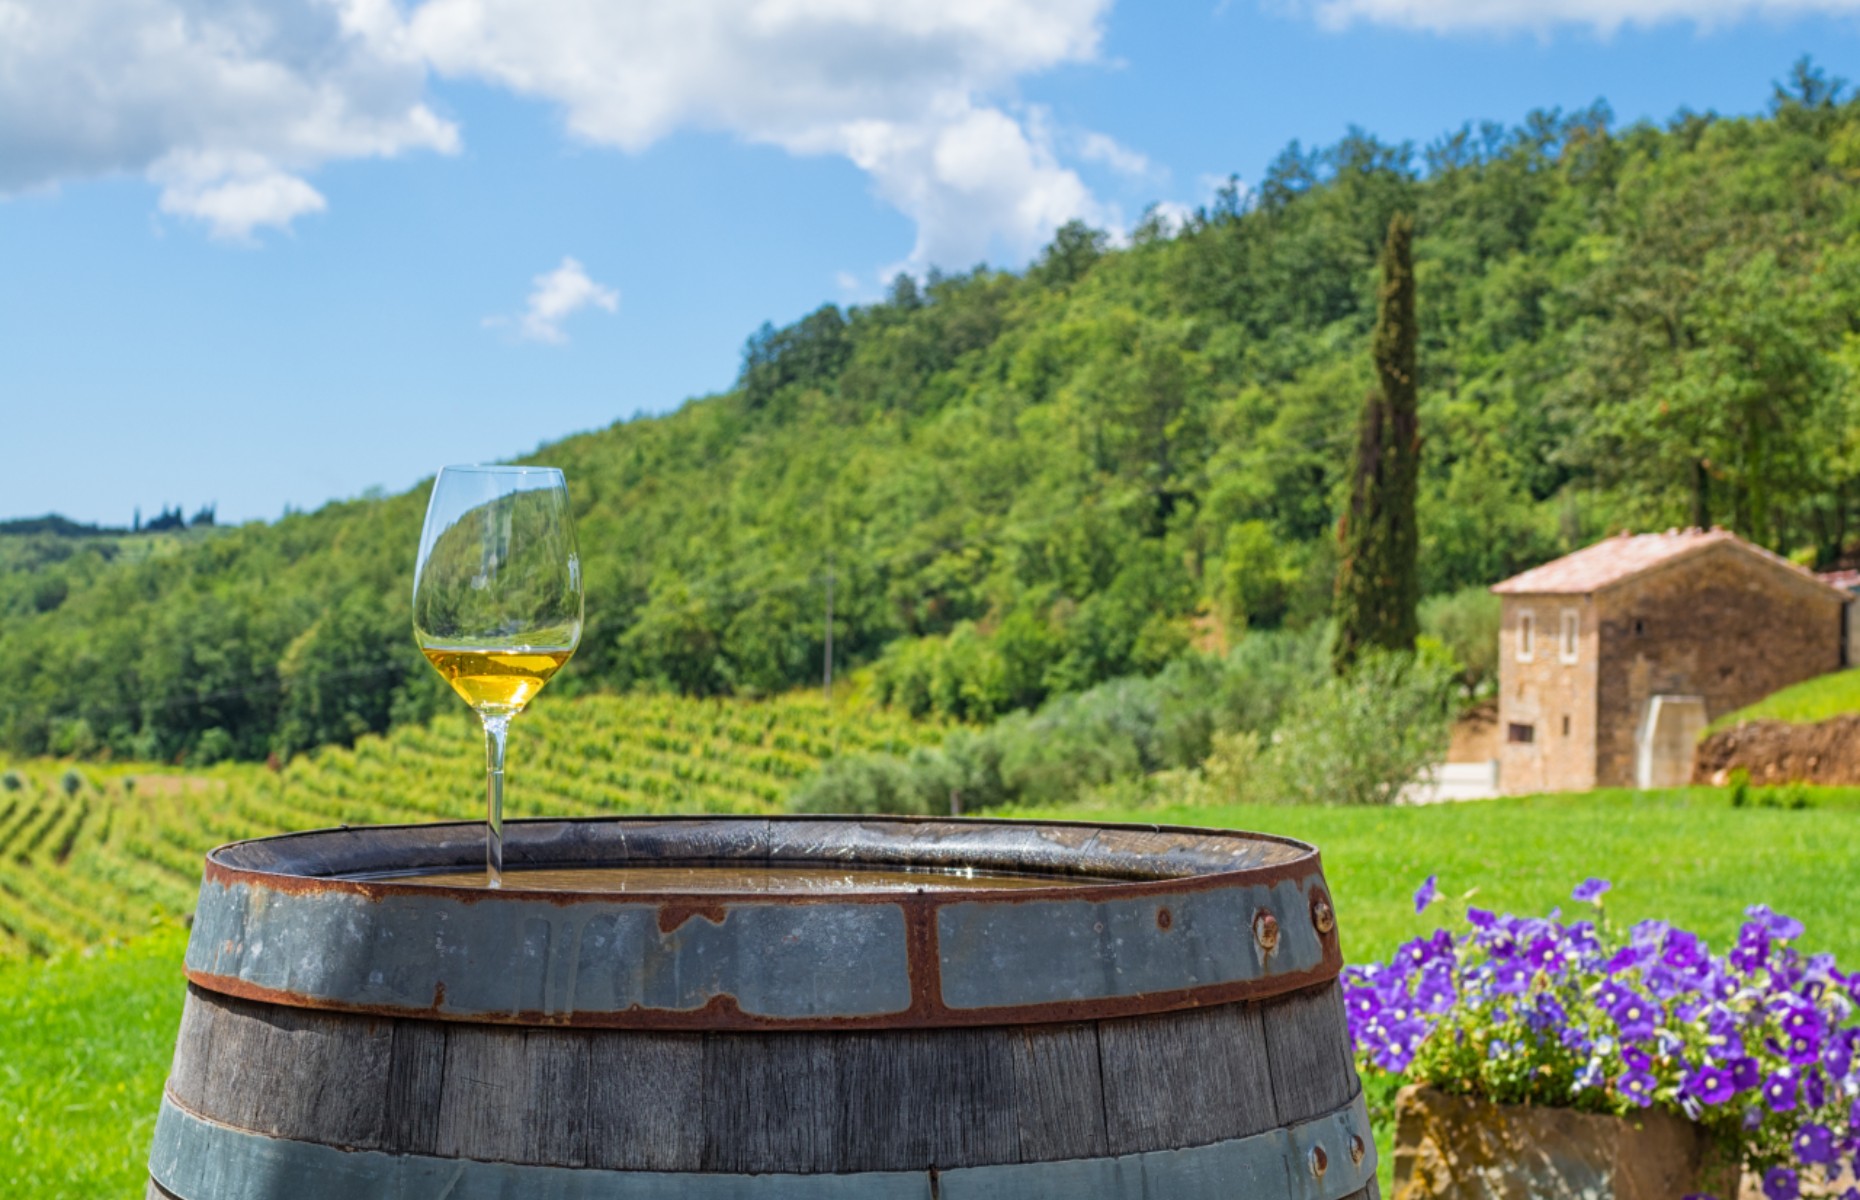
xmin=5 ymin=66 xmax=1859 ymax=764
xmin=0 ymin=515 xmax=118 ymax=538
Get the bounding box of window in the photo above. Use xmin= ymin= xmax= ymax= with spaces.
xmin=1517 ymin=610 xmax=1536 ymax=662
xmin=1507 ymin=723 xmax=1536 ymax=745
xmin=1562 ymin=715 xmax=1572 ymax=737
xmin=1633 ymin=618 xmax=1648 ymax=637
xmin=1559 ymin=609 xmax=1580 ymax=664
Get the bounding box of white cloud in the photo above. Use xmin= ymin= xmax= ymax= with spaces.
xmin=1076 ymin=130 xmax=1153 ymax=178
xmin=3 ymin=0 xmax=1129 ymax=265
xmin=487 ymin=257 xmax=619 ymax=345
xmin=0 ymin=0 xmax=457 ymax=238
xmin=1300 ymin=0 xmax=1860 ymax=34
xmin=407 ymin=0 xmax=1118 ymax=270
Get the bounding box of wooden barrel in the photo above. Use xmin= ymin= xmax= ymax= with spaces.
xmin=150 ymin=816 xmax=1378 ymax=1199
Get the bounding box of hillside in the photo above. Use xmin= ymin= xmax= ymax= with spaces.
xmin=0 ymin=689 xmax=935 ymax=961
xmin=5 ymin=67 xmax=1860 ymax=764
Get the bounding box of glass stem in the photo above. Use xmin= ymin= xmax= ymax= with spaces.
xmin=482 ymin=714 xmax=510 ymax=888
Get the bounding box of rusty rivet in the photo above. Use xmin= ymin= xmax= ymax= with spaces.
xmin=1156 ymin=907 xmax=1173 ymax=931
xmin=1253 ymin=909 xmax=1280 ymax=955
xmin=1309 ymin=1145 xmax=1329 ymax=1178
xmin=1312 ymin=895 xmax=1335 ymax=935
xmin=1349 ymin=1134 xmax=1366 ymax=1166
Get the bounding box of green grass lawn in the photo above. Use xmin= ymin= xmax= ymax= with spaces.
xmin=0 ymin=927 xmax=186 ymax=1196
xmin=1707 ymin=667 xmax=1860 ymax=732
xmin=9 ymin=786 xmax=1860 ymax=1197
xmin=1041 ymin=785 xmax=1860 ymax=968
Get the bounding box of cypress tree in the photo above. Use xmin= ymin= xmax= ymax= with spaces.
xmin=1333 ymin=212 xmax=1421 ymax=674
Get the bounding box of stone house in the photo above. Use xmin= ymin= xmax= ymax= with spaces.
xmin=1490 ymin=529 xmax=1848 ymax=794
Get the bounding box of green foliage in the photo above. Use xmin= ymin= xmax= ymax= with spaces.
xmin=800 ymin=640 xmax=1286 ymax=814
xmin=1252 ymin=651 xmax=1456 ymax=806
xmin=1218 ymin=520 xmax=1298 ymax=632
xmin=1419 ymin=584 xmax=1503 ymax=695
xmin=1334 ymin=212 xmax=1422 ymax=673
xmin=8 ymin=74 xmax=1860 ymax=762
xmin=795 ymin=626 xmax=1454 ymax=814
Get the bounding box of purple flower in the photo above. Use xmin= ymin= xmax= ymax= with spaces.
xmin=1794 ymin=1122 xmax=1837 ymax=1165
xmin=1748 ymin=905 xmax=1806 ymax=941
xmin=1732 ymin=930 xmax=1770 ymax=974
xmin=1763 ymin=1166 xmax=1800 ymax=1200
xmin=1416 ymin=965 xmax=1456 ymax=1014
xmin=1606 ymin=945 xmax=1653 ymax=975
xmin=1619 ymin=1070 xmax=1657 ymax=1107
xmin=1623 ymin=1046 xmax=1653 ymax=1072
xmin=1763 ymin=1069 xmax=1799 ymax=1113
xmin=1786 ymin=1033 xmax=1821 ymax=1066
xmin=1662 ymin=930 xmax=1707 ymax=971
xmin=1414 ymin=875 xmax=1440 ymax=914
xmin=1824 ymin=1035 xmax=1853 ymax=1080
xmin=1573 ymin=877 xmax=1612 ymax=903
xmin=1493 ymin=960 xmax=1531 ymax=995
xmin=1610 ymin=991 xmax=1658 ymax=1042
xmin=1685 ymin=1064 xmax=1735 ymax=1105
xmin=1729 ymin=1057 xmax=1761 ymax=1091
xmin=1803 ymin=1068 xmax=1826 ymax=1109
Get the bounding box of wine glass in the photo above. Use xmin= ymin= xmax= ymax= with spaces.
xmin=413 ymin=466 xmax=582 ymax=887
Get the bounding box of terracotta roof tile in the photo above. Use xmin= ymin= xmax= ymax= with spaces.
xmin=1491 ymin=528 xmax=1847 ymax=598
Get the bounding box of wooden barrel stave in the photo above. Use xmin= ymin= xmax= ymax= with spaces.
xmin=152 ymin=816 xmax=1378 ymax=1198
xmin=157 ymin=981 xmax=1374 ymax=1196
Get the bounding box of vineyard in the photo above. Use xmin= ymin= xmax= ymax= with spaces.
xmin=0 ymin=690 xmax=938 ymax=962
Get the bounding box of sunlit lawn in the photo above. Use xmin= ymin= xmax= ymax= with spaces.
xmin=1706 ymin=666 xmax=1860 ymax=732
xmin=7 ymin=786 xmax=1858 ymax=1197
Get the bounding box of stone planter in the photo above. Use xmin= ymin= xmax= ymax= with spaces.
xmin=1390 ymin=1084 xmax=1741 ymax=1200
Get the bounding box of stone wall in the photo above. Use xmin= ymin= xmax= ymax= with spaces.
xmin=1594 ymin=545 xmax=1844 ymax=788
xmin=1497 ymin=594 xmax=1599 ymax=795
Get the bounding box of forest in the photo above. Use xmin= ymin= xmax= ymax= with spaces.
xmin=2 ymin=64 xmax=1858 ymax=765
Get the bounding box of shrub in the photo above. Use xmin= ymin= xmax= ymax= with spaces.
xmin=1255 ymin=650 xmax=1455 ymax=805
xmin=1350 ymin=877 xmax=1860 ymax=1194
xmin=1419 ymin=584 xmax=1502 ymax=697
xmin=801 ymin=625 xmax=1452 ymax=814
xmin=1 ymin=770 xmax=21 ymax=792
xmin=59 ymin=769 xmax=83 ymax=797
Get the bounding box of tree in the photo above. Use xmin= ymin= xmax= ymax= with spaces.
xmin=1333 ymin=212 xmax=1421 ymax=674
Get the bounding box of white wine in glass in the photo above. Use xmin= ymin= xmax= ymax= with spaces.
xmin=412 ymin=466 xmax=582 ymax=887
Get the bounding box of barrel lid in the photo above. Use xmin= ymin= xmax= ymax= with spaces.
xmin=186 ymin=815 xmax=1343 ymax=1030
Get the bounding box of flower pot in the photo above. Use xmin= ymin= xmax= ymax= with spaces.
xmin=1391 ymin=1083 xmax=1741 ymax=1200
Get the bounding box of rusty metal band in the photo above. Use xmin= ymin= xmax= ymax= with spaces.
xmin=184 ymin=815 xmax=1343 ymax=1029
xmin=149 ymin=1088 xmax=1376 ymax=1200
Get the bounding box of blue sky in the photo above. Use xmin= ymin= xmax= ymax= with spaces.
xmin=2 ymin=0 xmax=1856 ymax=527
